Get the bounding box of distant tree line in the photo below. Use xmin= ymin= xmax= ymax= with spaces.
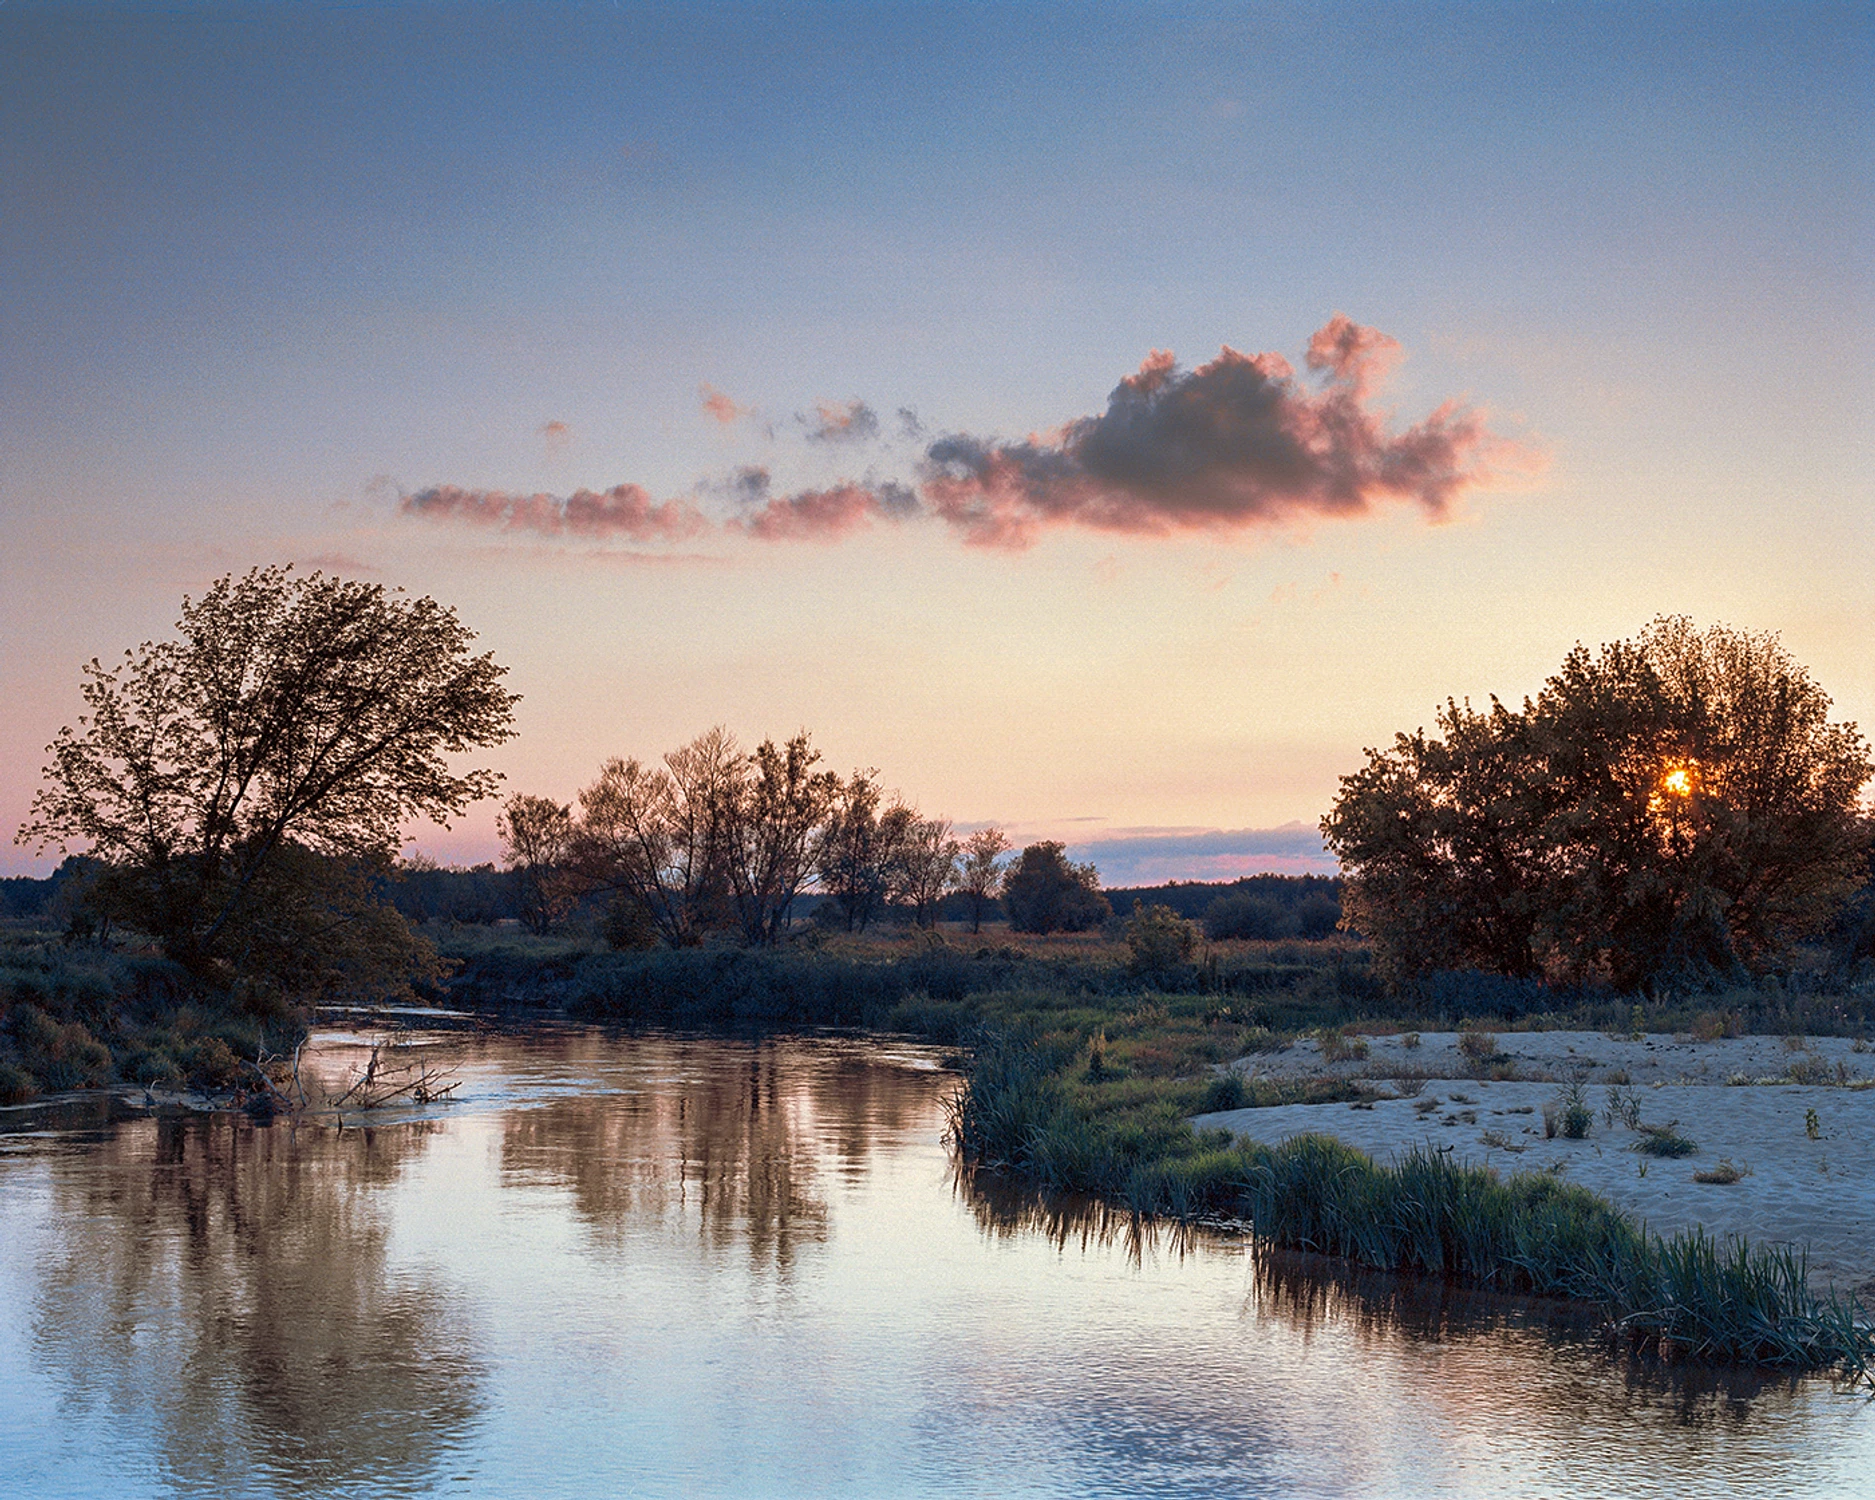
xmin=1106 ymin=874 xmax=1343 ymax=942
xmin=496 ymin=729 xmax=1025 ymax=946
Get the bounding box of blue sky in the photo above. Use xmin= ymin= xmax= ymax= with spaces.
xmin=4 ymin=1 xmax=1870 ymax=881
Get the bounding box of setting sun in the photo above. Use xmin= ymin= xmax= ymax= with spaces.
xmin=1661 ymin=766 xmax=1695 ymax=797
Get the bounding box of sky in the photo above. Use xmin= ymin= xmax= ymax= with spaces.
xmin=3 ymin=0 xmax=1870 ymax=885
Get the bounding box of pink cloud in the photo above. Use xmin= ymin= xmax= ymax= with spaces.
xmin=802 ymin=399 xmax=880 ymax=444
xmin=402 ymin=483 xmax=708 ymax=544
xmin=403 ymin=317 xmax=1537 ymax=557
xmin=736 ymin=481 xmax=917 ymax=542
xmin=920 ymin=314 xmax=1541 ymax=549
xmin=699 ymin=384 xmax=746 ymax=425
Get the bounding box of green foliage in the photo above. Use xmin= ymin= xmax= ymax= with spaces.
xmin=1323 ymin=617 xmax=1873 ymax=992
xmin=16 ymin=566 xmax=516 ymax=1003
xmin=1002 ymin=842 xmax=1111 ymax=934
xmin=1124 ymin=902 xmax=1198 ymax=977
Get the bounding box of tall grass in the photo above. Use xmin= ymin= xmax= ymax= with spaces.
xmin=1 ymin=925 xmax=293 ymax=1100
xmin=949 ymin=1029 xmax=1874 ymax=1385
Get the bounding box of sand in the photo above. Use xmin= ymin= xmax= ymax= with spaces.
xmin=1192 ymin=1030 xmax=1875 ymax=1303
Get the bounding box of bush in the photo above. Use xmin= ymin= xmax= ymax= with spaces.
xmin=0 ymin=1061 xmax=37 ymax=1105
xmin=1125 ymin=904 xmax=1198 ymax=977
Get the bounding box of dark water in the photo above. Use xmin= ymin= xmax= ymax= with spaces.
xmin=0 ymin=1024 xmax=1867 ymax=1498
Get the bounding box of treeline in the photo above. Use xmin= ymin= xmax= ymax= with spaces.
xmin=1107 ymin=875 xmax=1343 ymax=941
xmin=494 ymin=728 xmax=1115 ymax=946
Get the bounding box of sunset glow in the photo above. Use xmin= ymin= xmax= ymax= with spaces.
xmin=2 ymin=3 xmax=1869 ymax=884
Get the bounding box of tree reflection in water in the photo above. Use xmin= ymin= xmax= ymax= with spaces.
xmin=495 ymin=1029 xmax=936 ymax=1279
xmin=28 ymin=1112 xmax=483 ymax=1496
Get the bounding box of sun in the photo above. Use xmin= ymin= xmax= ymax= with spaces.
xmin=1659 ymin=764 xmax=1696 ymax=798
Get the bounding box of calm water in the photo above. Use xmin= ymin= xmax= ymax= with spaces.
xmin=1 ymin=1023 xmax=1868 ymax=1498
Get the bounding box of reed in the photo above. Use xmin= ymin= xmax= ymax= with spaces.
xmin=949 ymin=1029 xmax=1875 ymax=1385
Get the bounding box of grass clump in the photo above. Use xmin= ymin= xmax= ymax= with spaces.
xmin=1318 ymin=1026 xmax=1369 ymax=1064
xmin=1694 ymin=1159 xmax=1748 ymax=1185
xmin=1544 ymin=1078 xmax=1594 ymax=1139
xmin=1632 ymin=1123 xmax=1698 ymax=1158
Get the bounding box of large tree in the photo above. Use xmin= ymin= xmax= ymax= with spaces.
xmin=1002 ymin=842 xmax=1110 ymax=934
xmin=895 ymin=816 xmax=960 ymax=928
xmin=726 ymin=733 xmax=841 ymax=945
xmin=572 ymin=727 xmax=743 ymax=947
xmin=498 ymin=793 xmax=576 ymax=936
xmin=955 ymin=826 xmax=1011 ymax=932
xmin=814 ymin=771 xmax=902 ymax=932
xmin=18 ymin=567 xmax=518 ymax=997
xmin=1323 ymin=617 xmax=1872 ymax=991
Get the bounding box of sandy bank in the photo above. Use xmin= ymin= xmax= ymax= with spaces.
xmin=1194 ymin=1031 xmax=1875 ymax=1304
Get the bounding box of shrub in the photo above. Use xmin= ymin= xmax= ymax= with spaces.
xmin=1125 ymin=903 xmax=1199 ymax=977
xmin=180 ymin=1036 xmax=242 ymax=1091
xmin=1633 ymin=1122 xmax=1698 ymax=1158
xmin=0 ymin=1061 xmax=37 ymax=1105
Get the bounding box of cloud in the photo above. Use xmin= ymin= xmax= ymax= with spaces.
xmin=920 ymin=314 xmax=1539 ymax=549
xmin=402 ymin=317 xmax=1534 ymax=557
xmin=699 ymin=383 xmax=747 ymax=425
xmin=295 ymin=551 xmax=377 ymax=574
xmin=540 ymin=419 xmax=572 ymax=453
xmin=736 ymin=480 xmax=918 ymax=542
xmin=1066 ymin=822 xmax=1338 ymax=885
xmin=802 ymin=399 xmax=881 ymax=444
xmin=401 ymin=483 xmax=708 ymax=543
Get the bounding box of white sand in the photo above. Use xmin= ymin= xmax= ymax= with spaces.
xmin=1193 ymin=1030 xmax=1875 ymax=1303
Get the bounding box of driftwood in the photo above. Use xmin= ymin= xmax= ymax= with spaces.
xmin=238 ymin=1036 xmax=459 ymax=1123
xmin=329 ymin=1040 xmax=460 ymax=1111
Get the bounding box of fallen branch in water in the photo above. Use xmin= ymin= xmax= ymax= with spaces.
xmin=329 ymin=1039 xmax=460 ymax=1111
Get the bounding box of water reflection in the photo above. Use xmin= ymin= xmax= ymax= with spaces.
xmin=20 ymin=1112 xmax=482 ymax=1498
xmin=2 ymin=1025 xmax=1868 ymax=1500
xmin=955 ymin=1158 xmax=1842 ymax=1482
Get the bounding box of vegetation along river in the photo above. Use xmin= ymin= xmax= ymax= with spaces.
xmin=1 ymin=1023 xmax=1869 ymax=1498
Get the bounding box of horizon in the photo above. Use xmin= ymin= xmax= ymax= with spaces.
xmin=4 ymin=2 xmax=1869 ymax=881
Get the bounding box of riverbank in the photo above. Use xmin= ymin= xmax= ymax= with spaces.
xmin=0 ymin=923 xmax=299 ymax=1103
xmin=1195 ymin=1030 xmax=1875 ymax=1306
xmin=13 ymin=916 xmax=1874 ymax=1380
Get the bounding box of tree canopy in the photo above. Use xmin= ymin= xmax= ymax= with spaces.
xmin=1322 ymin=617 xmax=1872 ymax=991
xmin=1002 ymin=842 xmax=1110 ymax=934
xmin=18 ymin=566 xmax=518 ymax=997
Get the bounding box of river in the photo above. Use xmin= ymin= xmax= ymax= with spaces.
xmin=0 ymin=1022 xmax=1867 ymax=1497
